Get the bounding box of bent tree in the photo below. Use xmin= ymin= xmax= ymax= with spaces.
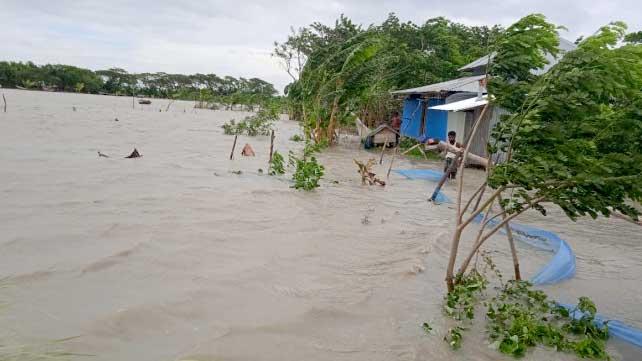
xmin=445 ymin=15 xmax=642 ymax=292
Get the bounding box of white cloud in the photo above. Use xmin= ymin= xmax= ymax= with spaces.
xmin=1 ymin=0 xmax=640 ymax=92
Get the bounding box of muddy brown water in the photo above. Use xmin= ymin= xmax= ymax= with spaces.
xmin=0 ymin=89 xmax=641 ymax=360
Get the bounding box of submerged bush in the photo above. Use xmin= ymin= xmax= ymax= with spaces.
xmin=269 ymin=151 xmax=285 ymax=175
xmin=436 ymin=254 xmax=611 ymax=360
xmin=288 ymin=149 xmax=324 ymax=190
xmin=222 ymin=107 xmax=279 ymax=136
xmin=292 ymin=156 xmax=324 ymax=190
xmin=289 ymin=134 xmax=304 ymax=142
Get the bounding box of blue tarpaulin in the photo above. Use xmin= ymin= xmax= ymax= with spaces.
xmin=393 ymin=169 xmax=450 ymax=203
xmin=561 ymin=304 xmax=642 ymax=348
xmin=394 ymin=167 xmax=642 ymax=348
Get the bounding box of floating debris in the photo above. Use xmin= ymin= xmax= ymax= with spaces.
xmin=114 ymin=118 xmax=119 ymax=122
xmin=125 ymin=148 xmax=141 ymax=158
xmin=231 ymin=170 xmax=242 ymax=175
xmin=97 ymin=151 xmax=109 ymax=158
xmin=354 ymin=159 xmax=386 ymax=186
xmin=138 ymin=99 xmax=152 ymax=105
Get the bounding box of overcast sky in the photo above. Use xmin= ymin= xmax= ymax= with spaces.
xmin=2 ymin=0 xmax=640 ymax=92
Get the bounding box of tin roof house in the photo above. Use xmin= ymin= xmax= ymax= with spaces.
xmin=393 ymin=37 xmax=576 ymax=164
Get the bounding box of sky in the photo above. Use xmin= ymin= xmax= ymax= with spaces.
xmin=2 ymin=0 xmax=640 ymax=93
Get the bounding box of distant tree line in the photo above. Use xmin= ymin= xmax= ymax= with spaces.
xmin=0 ymin=61 xmax=278 ymax=107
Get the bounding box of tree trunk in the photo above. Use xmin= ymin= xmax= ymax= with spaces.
xmin=326 ymin=95 xmax=339 ymax=144
xmin=456 ymin=198 xmax=542 ymax=277
xmin=446 ymin=226 xmax=463 ymax=292
xmin=498 ymin=194 xmax=521 ymax=280
xmin=444 ymin=104 xmax=490 ymax=291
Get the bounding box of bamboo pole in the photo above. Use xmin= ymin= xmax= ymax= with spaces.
xmin=268 ymin=130 xmax=275 ymax=171
xmin=401 ymin=143 xmax=421 ymax=155
xmin=379 ymin=142 xmax=386 ymax=164
xmin=2 ymin=93 xmax=6 ymax=113
xmin=430 ymin=105 xmax=490 ymax=204
xmin=387 ymin=145 xmax=398 ymax=179
xmin=229 ymin=135 xmax=238 ymax=160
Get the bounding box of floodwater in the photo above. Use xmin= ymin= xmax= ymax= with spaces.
xmin=0 ymin=89 xmax=641 ymax=361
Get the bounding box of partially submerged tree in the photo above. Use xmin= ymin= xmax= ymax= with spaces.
xmin=445 ymin=15 xmax=642 ymax=292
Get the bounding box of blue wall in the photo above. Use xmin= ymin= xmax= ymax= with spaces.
xmin=425 ymin=98 xmax=447 ymax=141
xmin=400 ymin=97 xmax=448 ymax=141
xmin=401 ymin=97 xmax=423 ymax=138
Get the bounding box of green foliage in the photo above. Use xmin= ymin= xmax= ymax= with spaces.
xmin=444 ymin=270 xmax=487 ymax=321
xmin=488 ymin=18 xmax=642 ymax=222
xmin=289 ymin=134 xmax=304 ymax=142
xmin=275 ymin=14 xmax=502 ymax=136
xmin=303 ymin=139 xmax=329 ymax=156
xmin=486 ymin=281 xmax=610 ymax=359
xmin=444 ymin=326 xmax=465 ymax=349
xmin=290 ymin=155 xmax=324 ymax=190
xmin=624 ymin=31 xmax=642 ymax=44
xmin=440 ymin=250 xmax=611 ymax=359
xmin=222 ymin=107 xmax=279 ymax=136
xmin=288 ymin=145 xmax=325 ymax=190
xmin=488 ymin=14 xmax=562 ymax=112
xmin=422 ymin=322 xmax=433 ymax=334
xmin=269 ymin=151 xmax=285 ymax=175
xmin=398 ymin=137 xmax=440 ymax=161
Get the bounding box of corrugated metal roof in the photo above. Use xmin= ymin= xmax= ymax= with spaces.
xmin=391 ymin=75 xmax=486 ymax=95
xmin=459 ymin=37 xmax=577 ymax=72
xmin=429 ymin=95 xmax=488 ymax=111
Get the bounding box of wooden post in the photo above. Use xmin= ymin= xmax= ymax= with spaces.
xmin=2 ymin=93 xmax=6 ymax=113
xmin=429 ymin=153 xmax=460 ymax=202
xmin=419 ymin=98 xmax=427 ymax=136
xmin=379 ymin=142 xmax=386 ymax=164
xmin=230 ymin=135 xmax=238 ymax=160
xmin=387 ymin=145 xmax=398 ymax=179
xmin=268 ymin=130 xmax=275 ymax=171
xmin=132 ymin=91 xmax=135 ymax=109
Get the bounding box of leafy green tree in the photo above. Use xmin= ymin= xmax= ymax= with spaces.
xmin=444 ymin=16 xmax=642 ymax=292
xmin=274 ymin=14 xmax=503 ymax=143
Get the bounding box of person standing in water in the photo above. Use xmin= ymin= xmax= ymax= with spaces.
xmin=444 ymin=130 xmax=462 ymax=180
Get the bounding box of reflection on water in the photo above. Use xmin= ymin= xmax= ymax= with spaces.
xmin=0 ymin=89 xmax=640 ymax=360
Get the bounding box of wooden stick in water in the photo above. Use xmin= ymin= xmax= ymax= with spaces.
xmin=2 ymin=93 xmax=6 ymax=113
xmin=268 ymin=130 xmax=275 ymax=163
xmin=230 ymin=134 xmax=238 ymax=160
xmin=387 ymin=145 xmax=398 ymax=179
xmin=268 ymin=130 xmax=275 ymax=172
xmin=379 ymin=142 xmax=386 ymax=164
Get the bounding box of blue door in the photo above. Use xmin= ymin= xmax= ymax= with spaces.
xmin=425 ymin=98 xmax=447 ymax=141
xmin=401 ymin=98 xmax=423 ymax=138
